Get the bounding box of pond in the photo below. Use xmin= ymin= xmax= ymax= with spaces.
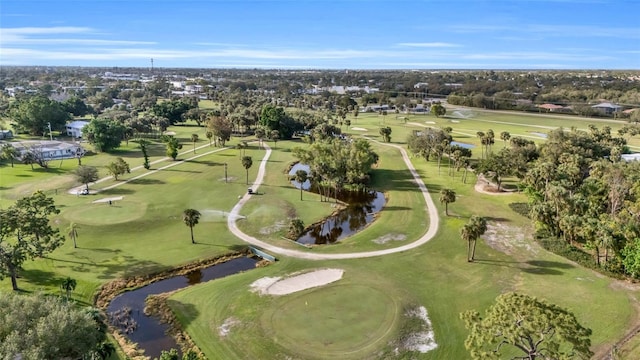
xmin=288 ymin=163 xmax=387 ymax=245
xmin=297 ymin=190 xmax=386 ymax=245
xmin=450 ymin=141 xmax=476 ymax=149
xmin=107 ymin=257 xmax=259 ymax=359
xmin=288 ymin=163 xmax=312 ymax=190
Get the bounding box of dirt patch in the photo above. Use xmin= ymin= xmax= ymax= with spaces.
xmin=481 ymin=222 xmax=537 ymax=257
xmin=372 ymin=233 xmax=407 ymax=244
xmin=250 ymin=269 xmax=344 ymax=296
xmin=218 ymin=317 xmax=240 ymax=337
xmin=474 ymin=174 xmax=516 ymax=195
xmin=401 ymin=306 xmax=437 ymax=353
xmin=259 ymin=220 xmax=287 ymax=235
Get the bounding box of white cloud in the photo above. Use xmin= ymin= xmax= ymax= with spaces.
xmin=396 ymin=42 xmax=460 ymax=48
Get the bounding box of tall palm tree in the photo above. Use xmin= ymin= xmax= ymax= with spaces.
xmin=191 ymin=133 xmax=199 ymax=153
xmin=461 ymin=215 xmax=488 ymax=262
xmin=61 ymin=277 xmax=77 ymax=301
xmin=460 ymin=223 xmax=475 ymax=262
xmin=439 ymin=188 xmax=456 ymax=216
xmin=67 ymin=222 xmax=79 ymax=248
xmin=469 ymin=215 xmax=488 ymax=261
xmin=182 ymin=209 xmax=201 ymax=244
xmin=242 ymin=156 xmax=253 ymax=185
xmin=294 ymin=169 xmax=308 ymax=200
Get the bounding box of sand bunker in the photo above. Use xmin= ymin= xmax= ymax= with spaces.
xmin=92 ymin=196 xmax=124 ymax=203
xmin=250 ymin=268 xmax=344 ymax=295
xmin=351 ymin=127 xmax=368 ymax=131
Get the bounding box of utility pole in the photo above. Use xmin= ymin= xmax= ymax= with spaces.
xmin=224 ymin=163 xmax=228 ymax=183
xmin=150 ymin=58 xmax=154 ymax=73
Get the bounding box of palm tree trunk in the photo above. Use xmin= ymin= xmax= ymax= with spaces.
xmin=300 ymin=186 xmax=303 ymax=201
xmin=471 ymin=239 xmax=477 ymax=262
xmin=467 ymin=241 xmax=473 ymax=262
xmin=190 ymin=226 xmax=195 ymax=244
xmin=246 ymin=170 xmax=249 ymax=185
xmin=445 ymin=203 xmax=449 ymax=216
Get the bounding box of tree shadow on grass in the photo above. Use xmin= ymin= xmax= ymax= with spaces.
xmin=166 ymin=299 xmax=200 ymax=329
xmin=97 ymin=255 xmax=168 ymax=280
xmin=17 ymin=268 xmax=64 ymax=289
xmin=100 ymin=188 xmax=135 ymax=195
xmin=128 ymin=178 xmax=165 ymax=185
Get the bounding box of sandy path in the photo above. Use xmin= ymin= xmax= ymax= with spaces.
xmin=227 ymin=140 xmax=440 ymax=260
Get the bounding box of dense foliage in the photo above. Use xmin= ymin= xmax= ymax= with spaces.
xmin=461 ymin=292 xmax=593 ymax=359
xmin=0 ymin=292 xmax=108 ymax=360
xmin=293 ymin=137 xmax=378 ymax=201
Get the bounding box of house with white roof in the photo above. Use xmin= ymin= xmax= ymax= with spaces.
xmin=66 ymin=120 xmax=90 ymax=138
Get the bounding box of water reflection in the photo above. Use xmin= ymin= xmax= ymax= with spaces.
xmin=297 ymin=190 xmax=386 ymax=245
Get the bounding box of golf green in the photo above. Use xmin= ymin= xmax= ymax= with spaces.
xmin=266 ymin=284 xmax=398 ymax=358
xmin=63 ymin=199 xmax=147 ymax=225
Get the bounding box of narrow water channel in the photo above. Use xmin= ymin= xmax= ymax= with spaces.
xmin=107 ymin=257 xmax=258 ymax=359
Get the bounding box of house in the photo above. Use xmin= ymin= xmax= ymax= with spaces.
xmin=0 ymin=130 xmax=13 ymax=139
xmin=66 ymin=121 xmax=90 ymax=138
xmin=537 ymin=103 xmax=565 ymax=112
xmin=10 ymin=140 xmax=85 ymax=161
xmin=591 ymin=102 xmax=622 ymax=115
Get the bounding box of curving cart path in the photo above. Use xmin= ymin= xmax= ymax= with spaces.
xmin=227 ymin=141 xmax=440 ymax=260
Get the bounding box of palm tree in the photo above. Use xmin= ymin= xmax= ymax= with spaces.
xmin=182 ymin=209 xmax=201 ymax=244
xmin=206 ymin=131 xmax=213 ymax=147
xmin=439 ymin=188 xmax=456 ymax=216
xmin=460 ymin=223 xmax=475 ymax=262
xmin=500 ymin=131 xmax=511 ymax=147
xmin=191 ymin=133 xmax=199 ymax=153
xmin=242 ymin=156 xmax=253 ymax=185
xmin=61 ymin=277 xmax=77 ymax=301
xmin=67 ymin=222 xmax=79 ymax=248
xmin=469 ymin=215 xmax=488 ymax=261
xmin=294 ymin=169 xmax=308 ymax=200
xmin=461 ymin=215 xmax=488 ymax=262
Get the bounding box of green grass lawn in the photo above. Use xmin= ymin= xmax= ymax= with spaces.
xmin=2 ymin=109 xmax=639 ymax=359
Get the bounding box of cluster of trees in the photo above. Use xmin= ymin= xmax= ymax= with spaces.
xmin=407 ymin=128 xmax=473 ymax=179
xmin=471 ymin=125 xmax=640 ymax=277
xmin=0 ymin=292 xmax=115 ymax=360
xmin=293 ymin=137 xmax=379 ymax=201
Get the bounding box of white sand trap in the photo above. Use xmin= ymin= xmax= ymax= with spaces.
xmin=424 ymin=121 xmax=436 ymax=124
xmin=450 ymin=120 xmax=460 ymax=123
xmin=250 ymin=269 xmax=344 ymax=296
xmin=92 ymin=196 xmax=124 ymax=203
xmin=351 ymin=127 xmax=368 ymax=131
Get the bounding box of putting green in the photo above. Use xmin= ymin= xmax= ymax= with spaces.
xmin=266 ymin=284 xmax=398 ymax=358
xmin=63 ymin=199 xmax=147 ymax=225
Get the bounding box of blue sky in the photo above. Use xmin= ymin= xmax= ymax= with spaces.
xmin=1 ymin=0 xmax=639 ymax=69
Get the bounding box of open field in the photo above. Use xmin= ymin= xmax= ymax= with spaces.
xmin=2 ymin=109 xmax=640 ymax=359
